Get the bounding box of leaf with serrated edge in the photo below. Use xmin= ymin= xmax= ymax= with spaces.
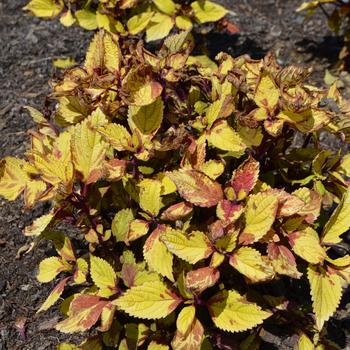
xmin=240 ymin=192 xmax=278 ymax=244
xmin=143 ymin=225 xmax=174 ymax=282
xmin=37 ymin=257 xmax=71 ymax=283
xmin=191 ymin=0 xmax=228 ymax=23
xmin=289 ymin=227 xmax=326 ymax=264
xmin=114 ymin=281 xmax=182 ymax=319
xmin=308 ymin=266 xmax=343 ymax=330
xmin=161 ymin=228 xmax=214 ymax=264
xmin=208 ymin=289 xmax=271 ymax=332
xmin=56 ymin=295 xmax=107 ymax=333
xmin=207 ymin=120 xmax=246 ymax=153
xmin=90 ymin=256 xmax=117 ymax=295
xmin=229 ymin=247 xmax=274 ymax=283
xmin=138 ymin=179 xmax=162 ymax=216
xmin=167 ymin=169 xmax=223 ymax=207
xmin=322 ymin=189 xmax=350 ymax=244
xmin=37 ymin=277 xmax=70 ymax=313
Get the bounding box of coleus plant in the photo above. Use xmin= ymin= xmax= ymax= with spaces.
xmin=1 ymin=30 xmax=350 ymax=349
xmin=297 ymin=0 xmax=350 ymax=68
xmin=23 ymin=0 xmax=228 ymax=41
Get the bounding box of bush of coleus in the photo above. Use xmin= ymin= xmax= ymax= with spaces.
xmin=297 ymin=0 xmax=350 ymax=69
xmin=23 ymin=0 xmax=228 ymax=41
xmin=1 ymin=30 xmax=350 ymax=349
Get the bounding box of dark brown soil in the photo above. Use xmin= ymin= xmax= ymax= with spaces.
xmin=0 ymin=0 xmax=349 ymax=349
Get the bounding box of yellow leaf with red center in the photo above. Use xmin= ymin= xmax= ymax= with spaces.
xmin=37 ymin=257 xmax=72 ymax=283
xmin=322 ymin=188 xmax=350 ymax=244
xmin=0 ymin=157 xmax=46 ymax=206
xmin=160 ymin=202 xmax=193 ymax=221
xmin=269 ymin=189 xmax=306 ymax=218
xmin=143 ymin=225 xmax=174 ymax=282
xmin=216 ymin=200 xmax=244 ymax=226
xmin=71 ymin=114 xmax=107 ymax=184
xmin=161 ymin=228 xmax=214 ymax=264
xmin=138 ymin=178 xmax=162 ymax=216
xmin=32 ymin=131 xmax=73 ymax=186
xmin=114 ymin=281 xmax=182 ymax=319
xmin=123 ymin=67 xmax=163 ymax=106
xmin=172 ymin=317 xmax=204 ymax=350
xmin=267 ymin=243 xmax=302 ymax=279
xmin=254 ymin=72 xmax=280 ymax=111
xmin=288 ymin=227 xmax=326 ymax=264
xmin=207 ymin=120 xmax=246 ymax=153
xmin=167 ymin=169 xmax=223 ymax=208
xmin=185 ymin=267 xmax=220 ymax=295
xmin=208 ymin=289 xmax=272 ymax=332
xmin=56 ymin=295 xmax=108 ymax=333
xmin=90 ymin=256 xmax=118 ymax=297
xmin=308 ymin=266 xmax=343 ymax=330
xmin=239 ymin=192 xmax=278 ymax=244
xmin=293 ymin=188 xmax=321 ymax=223
xmin=229 ymin=247 xmax=274 ymax=283
xmin=37 ymin=277 xmax=70 ymax=313
xmin=229 ymin=156 xmax=259 ymax=201
xmin=127 ymin=219 xmax=150 ymax=243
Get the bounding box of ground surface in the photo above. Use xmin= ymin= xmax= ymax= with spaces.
xmin=0 ymin=0 xmax=349 ymax=349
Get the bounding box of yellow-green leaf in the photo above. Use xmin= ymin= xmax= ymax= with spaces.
xmin=71 ymin=114 xmax=107 ymax=184
xmin=90 ymin=256 xmax=117 ymax=294
xmin=112 ymin=209 xmax=134 ymax=242
xmin=24 ymin=0 xmax=63 ymax=17
xmin=138 ymin=179 xmax=162 ymax=216
xmin=53 ymin=57 xmax=77 ymax=69
xmin=288 ymin=227 xmax=326 ymax=264
xmin=152 ymin=0 xmax=176 ymax=15
xmin=129 ymin=97 xmax=163 ymax=135
xmin=208 ymin=289 xmax=271 ymax=332
xmin=114 ymin=281 xmax=182 ymax=319
xmin=295 ymin=333 xmax=314 ymax=350
xmin=240 ymin=192 xmax=278 ymax=244
xmin=207 ymin=120 xmax=246 ymax=153
xmin=255 ymin=73 xmax=280 ymax=110
xmin=75 ymin=9 xmax=97 ymax=30
xmin=98 ymin=123 xmax=133 ymax=152
xmin=146 ymin=13 xmax=174 ymax=42
xmin=191 ymin=0 xmax=228 ymax=23
xmin=127 ymin=12 xmax=154 ymax=34
xmin=308 ymin=266 xmax=343 ymax=330
xmin=37 ymin=257 xmax=71 ymax=283
xmin=60 ymin=10 xmax=76 ymax=26
xmin=24 ymin=212 xmax=54 ymax=236
xmin=229 ymin=247 xmax=274 ymax=283
xmin=143 ymin=226 xmax=174 ymax=281
xmin=161 ymin=228 xmax=214 ymax=264
xmin=176 ymin=305 xmax=196 ymax=336
xmin=322 ymin=189 xmax=350 ymax=244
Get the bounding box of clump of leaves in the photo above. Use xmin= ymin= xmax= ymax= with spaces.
xmin=2 ymin=30 xmax=350 ymax=349
xmin=297 ymin=0 xmax=350 ymax=69
xmin=23 ymin=0 xmax=228 ymax=41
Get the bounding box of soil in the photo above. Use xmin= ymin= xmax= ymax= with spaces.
xmin=0 ymin=0 xmax=349 ymax=349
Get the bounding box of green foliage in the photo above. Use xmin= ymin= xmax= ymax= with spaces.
xmin=297 ymin=0 xmax=350 ymax=67
xmin=23 ymin=0 xmax=228 ymax=41
xmin=2 ymin=30 xmax=350 ymax=348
